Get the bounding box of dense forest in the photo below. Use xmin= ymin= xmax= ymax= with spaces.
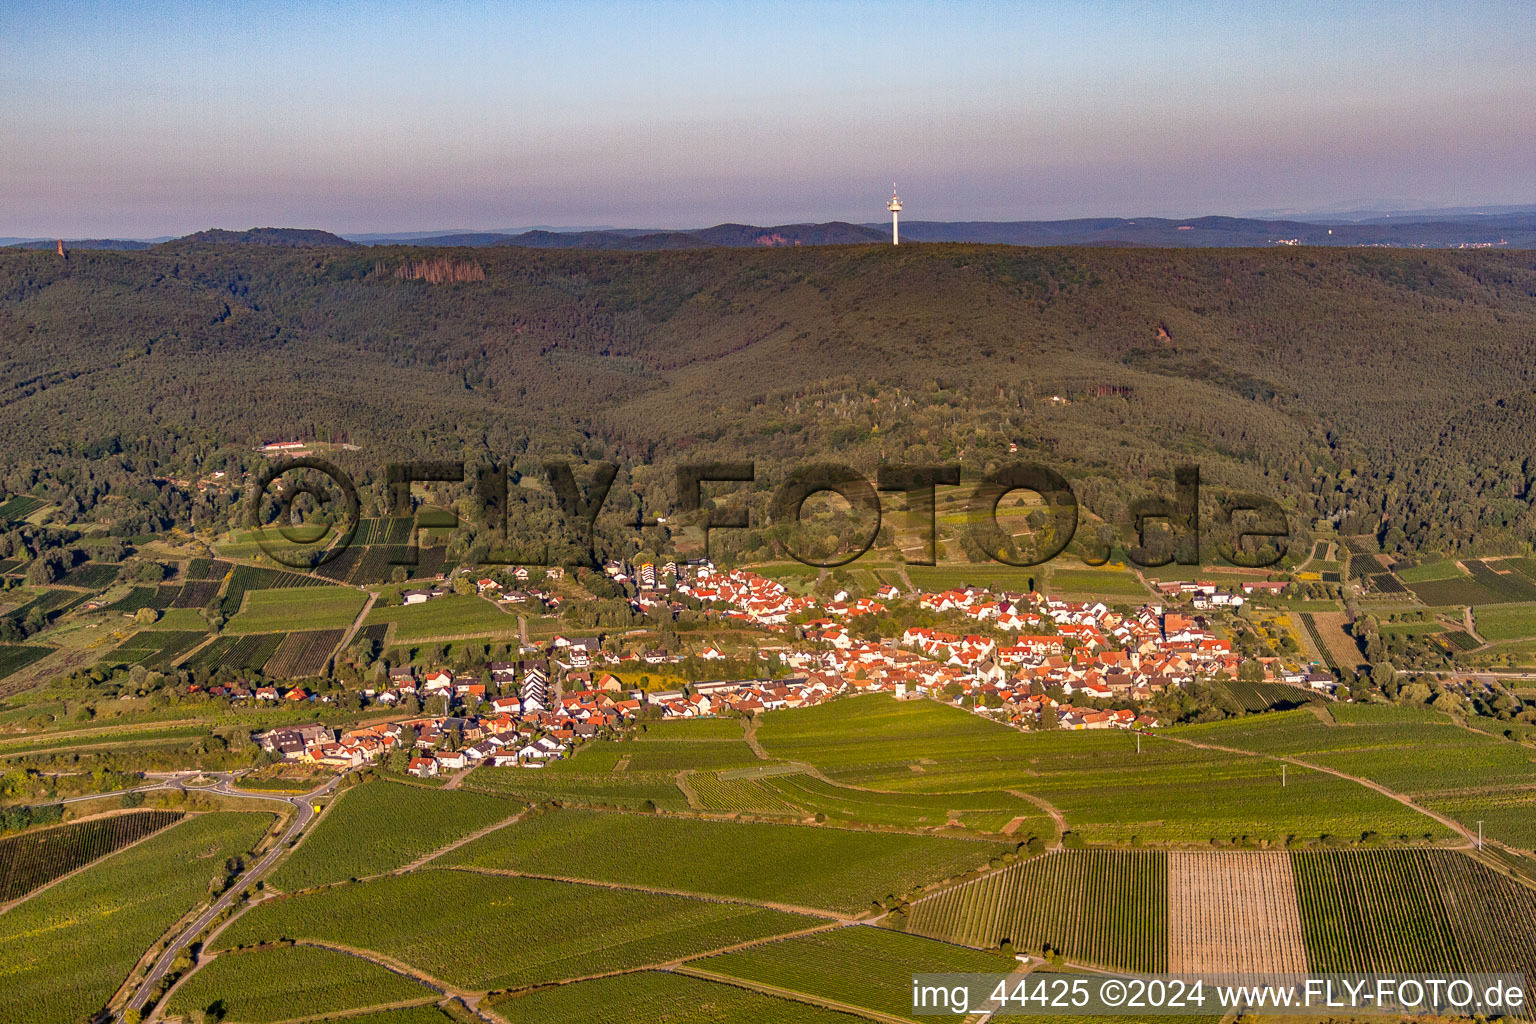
xmin=1 ymin=239 xmax=1535 ymax=564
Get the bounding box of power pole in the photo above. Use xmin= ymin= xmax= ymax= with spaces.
xmin=1282 ymin=763 xmax=1286 ymax=787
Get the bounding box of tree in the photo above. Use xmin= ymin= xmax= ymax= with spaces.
xmin=134 ymin=606 xmax=159 ymax=625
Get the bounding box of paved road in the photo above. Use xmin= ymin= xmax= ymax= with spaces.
xmin=122 ymin=774 xmax=343 ymax=1020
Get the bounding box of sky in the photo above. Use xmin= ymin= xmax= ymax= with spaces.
xmin=2 ymin=0 xmax=1533 ymax=237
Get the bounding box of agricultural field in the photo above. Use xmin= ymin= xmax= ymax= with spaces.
xmin=1293 ymin=849 xmax=1466 ymax=972
xmin=1472 ymin=602 xmax=1536 ymax=643
xmin=760 ymin=772 xmax=1045 ymax=833
xmin=1167 ymin=851 xmax=1306 ymax=973
xmin=59 ymin=562 xmax=120 ymax=589
xmin=1466 ymin=559 xmax=1536 ymax=602
xmin=0 ymin=809 xmax=183 ymax=902
xmin=362 ymin=594 xmax=519 ymax=641
xmin=1046 ymin=566 xmax=1151 ymax=597
xmin=171 ymin=579 xmax=224 ymax=608
xmin=698 ymin=925 xmax=1016 ymax=1021
xmin=1174 ymin=705 xmax=1536 ymax=849
xmin=0 ymin=644 xmax=55 ymax=680
xmin=441 ymin=808 xmax=1010 ymax=914
xmin=1395 ymin=560 xmax=1465 ymax=583
xmin=220 ymin=565 xmax=332 ymax=616
xmin=225 ymin=585 xmax=367 ymax=633
xmin=270 ymin=780 xmax=519 ymax=890
xmin=0 ymin=811 xmax=275 ymax=1024
xmin=100 ymin=629 xmax=208 ymax=668
xmin=904 ymin=850 xmax=1167 ymax=973
xmin=605 ymin=738 xmax=761 ymax=772
xmin=167 ymin=944 xmax=438 ymax=1023
xmin=1216 ymin=679 xmax=1319 ymax=713
xmin=759 ymin=696 xmax=1440 ymax=844
xmin=105 ymin=584 xmax=180 ymax=614
xmin=263 ymin=628 xmax=346 ymax=677
xmin=462 ymin=765 xmax=689 ymax=811
xmin=1299 ymin=611 xmax=1362 ymax=671
xmin=689 ymin=770 xmax=807 ymax=816
xmin=0 ymin=495 xmax=46 ymax=523
xmin=187 ymin=632 xmax=284 ymax=673
xmin=185 ymin=558 xmax=233 ymax=581
xmin=216 ymin=869 xmax=813 ymax=991
xmin=490 ymin=970 xmax=859 ymax=1024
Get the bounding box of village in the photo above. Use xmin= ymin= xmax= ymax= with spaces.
xmin=249 ymin=561 xmax=1330 ymax=777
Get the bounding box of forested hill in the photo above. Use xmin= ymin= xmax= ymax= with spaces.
xmin=1 ymin=242 xmax=1535 ymax=557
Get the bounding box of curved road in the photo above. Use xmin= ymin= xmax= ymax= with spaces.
xmin=122 ymin=774 xmax=343 ymax=1020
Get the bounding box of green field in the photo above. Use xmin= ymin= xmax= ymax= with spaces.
xmin=442 ymin=808 xmax=1009 ymax=913
xmin=167 ymin=944 xmax=437 ymax=1023
xmin=463 ymin=765 xmax=690 ymax=811
xmin=0 ymin=812 xmax=275 ymax=1024
xmin=362 ymin=595 xmax=519 ymax=640
xmin=226 ymin=585 xmax=367 ymax=633
xmin=1046 ymin=567 xmax=1151 ymax=597
xmin=270 ymin=780 xmax=519 ymax=891
xmin=1472 ymin=602 xmax=1536 ymax=643
xmin=757 ymin=696 xmax=1442 ymax=844
xmin=1174 ymin=705 xmax=1536 ymax=848
xmin=490 ymin=970 xmax=861 ymax=1023
xmin=699 ymin=925 xmax=1016 ymax=1021
xmin=216 ymin=869 xmax=812 ymax=991
xmin=1395 ymin=560 xmax=1465 ymax=583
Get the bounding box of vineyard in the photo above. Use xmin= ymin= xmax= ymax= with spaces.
xmin=1292 ymin=849 xmax=1462 ymax=972
xmin=187 ymin=632 xmax=285 ymax=673
xmin=221 ymin=565 xmax=333 ymax=616
xmin=225 ymin=586 xmax=367 ymax=633
xmin=105 ymin=584 xmax=180 ymax=613
xmin=689 ymin=771 xmax=806 ymax=816
xmin=489 ymin=970 xmax=856 ymax=1024
xmin=698 ymin=925 xmax=1016 ymax=1020
xmin=0 ymin=810 xmax=183 ymax=902
xmin=904 ymin=850 xmax=1167 ymax=973
xmin=215 ymin=869 xmax=812 ymax=992
xmin=1216 ymin=679 xmax=1319 ymax=714
xmin=1466 ymin=559 xmax=1536 ymax=602
xmin=170 ymin=579 xmax=223 ymax=608
xmin=1167 ymin=851 xmax=1306 ymax=973
xmin=102 ymin=630 xmax=207 ymax=668
xmin=270 ymin=780 xmax=517 ymax=890
xmin=0 ymin=811 xmax=275 ymax=1024
xmin=462 ymin=765 xmax=690 ymax=811
xmin=0 ymin=644 xmax=53 ymax=681
xmin=168 ymin=943 xmax=436 ymax=1023
xmin=441 ymin=807 xmax=1010 ymax=914
xmin=263 ymin=628 xmax=346 ymax=678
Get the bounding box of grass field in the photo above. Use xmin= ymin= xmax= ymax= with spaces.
xmin=225 ymin=585 xmax=367 ymax=633
xmin=0 ymin=811 xmax=275 ymax=1024
xmin=362 ymin=595 xmax=519 ymax=641
xmin=168 ymin=944 xmax=437 ymax=1023
xmin=270 ymin=780 xmax=519 ymax=891
xmin=215 ymin=868 xmax=813 ymax=991
xmin=443 ymin=808 xmax=1009 ymax=913
xmin=490 ymin=970 xmax=860 ymax=1023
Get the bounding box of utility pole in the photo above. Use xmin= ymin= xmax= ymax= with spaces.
xmin=1282 ymin=763 xmax=1286 ymax=787
xmin=1477 ymin=820 xmax=1484 ymax=851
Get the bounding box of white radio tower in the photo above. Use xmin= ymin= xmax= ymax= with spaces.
xmin=887 ymin=183 xmax=902 ymax=245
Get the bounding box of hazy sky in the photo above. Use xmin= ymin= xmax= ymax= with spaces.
xmin=2 ymin=0 xmax=1533 ymax=236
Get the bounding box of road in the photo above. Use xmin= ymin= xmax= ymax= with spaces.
xmin=122 ymin=774 xmax=343 ymax=1020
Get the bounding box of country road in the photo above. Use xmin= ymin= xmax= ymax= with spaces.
xmin=122 ymin=774 xmax=344 ymax=1020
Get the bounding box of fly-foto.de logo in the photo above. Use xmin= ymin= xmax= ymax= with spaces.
xmin=244 ymin=459 xmax=1290 ymax=570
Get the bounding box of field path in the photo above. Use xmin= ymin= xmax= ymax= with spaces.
xmin=676 ymin=769 xmax=703 ymax=809
xmin=673 ymin=961 xmax=912 ymax=1024
xmin=1158 ymin=734 xmax=1476 ymax=848
xmin=333 ymin=590 xmax=378 ymax=654
xmin=395 ymin=808 xmax=530 ymax=873
xmin=1005 ymin=789 xmax=1065 ymax=847
xmin=440 ymin=863 xmax=854 ymax=921
xmin=1463 ymin=606 xmax=1485 ymax=645
xmin=743 ymin=714 xmax=770 ymax=759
